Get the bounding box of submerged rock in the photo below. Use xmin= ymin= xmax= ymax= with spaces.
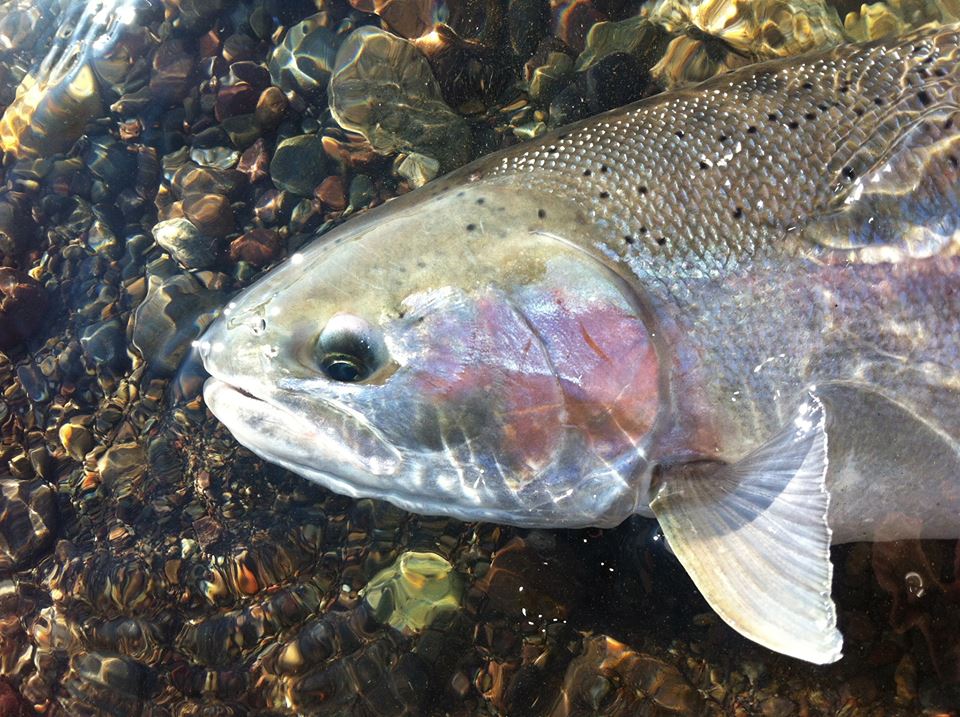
xmin=363 ymin=551 xmax=463 ymax=634
xmin=131 ymin=272 xmax=226 ymax=377
xmin=843 ymin=0 xmax=960 ymax=42
xmin=182 ymin=193 xmax=235 ymax=238
xmin=152 ymin=217 xmax=218 ymax=270
xmin=349 ymin=0 xmax=442 ymax=39
xmin=79 ymin=318 xmax=126 ymax=369
xmin=574 ymin=15 xmax=668 ymax=73
xmin=58 ymin=420 xmax=94 ymax=461
xmin=0 ymin=195 xmax=35 ymax=258
xmin=648 ymin=0 xmax=845 ymax=58
xmin=0 ymin=269 xmax=46 ymax=351
xmin=228 ymin=228 xmax=282 ymax=267
xmin=395 ymin=152 xmax=440 ymax=187
xmin=646 ymin=0 xmax=845 ymax=85
xmin=651 ymin=34 xmax=753 ymax=86
xmin=0 ymin=3 xmax=43 ymax=52
xmin=270 ymin=134 xmax=328 ymax=196
xmin=0 ymin=1 xmax=120 ymax=160
xmin=0 ymin=477 xmax=56 ymax=572
xmin=254 ymin=86 xmax=288 ymax=129
xmin=268 ymin=13 xmax=339 ymax=99
xmin=329 ymin=26 xmax=473 ymax=172
xmin=548 ymin=636 xmax=703 ymax=714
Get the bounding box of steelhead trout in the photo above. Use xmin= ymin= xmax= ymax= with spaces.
xmin=199 ymin=25 xmax=960 ymax=664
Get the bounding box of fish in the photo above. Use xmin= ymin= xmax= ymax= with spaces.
xmin=198 ymin=24 xmax=960 ymax=664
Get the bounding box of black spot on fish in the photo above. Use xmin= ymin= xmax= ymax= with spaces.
xmin=802 ymin=81 xmax=814 ymax=90
xmin=537 ymin=208 xmax=546 ymax=219
xmin=640 ymin=226 xmax=648 ymax=234
xmin=949 ymin=155 xmax=959 ymax=168
xmin=840 ymin=83 xmax=849 ymax=93
xmin=547 ymin=146 xmax=558 ymax=153
xmin=842 ymin=166 xmax=856 ymax=181
xmin=818 ymin=104 xmax=829 ymax=112
xmin=416 ymin=261 xmax=426 ymax=269
xmin=945 ymin=117 xmax=954 ymax=130
xmin=583 ymin=169 xmax=592 ymax=176
xmin=656 ymin=237 xmax=667 ymax=246
xmin=804 ymin=112 xmax=816 ymax=121
xmin=733 ymin=206 xmax=743 ymax=219
xmin=599 ymin=191 xmax=610 ymax=199
xmin=787 ymin=120 xmax=799 ymax=129
xmin=624 ymin=235 xmax=635 ymax=245
xmin=466 ymin=223 xmax=477 ymax=231
xmin=638 ymin=185 xmax=648 ymax=195
xmin=935 ymin=68 xmax=947 ymax=77
xmin=675 ymin=130 xmax=684 ymax=138
xmin=476 ymin=197 xmax=485 ymax=205
xmin=698 ymin=160 xmax=709 ymax=169
xmin=917 ymin=90 xmax=932 ymax=106
xmin=767 ymin=112 xmax=778 ymax=122
xmin=874 ymin=97 xmax=884 ymax=106
xmin=600 ymin=165 xmax=609 ymax=173
xmin=747 ymin=125 xmax=757 ymax=134
xmin=854 ymin=106 xmax=865 ymax=117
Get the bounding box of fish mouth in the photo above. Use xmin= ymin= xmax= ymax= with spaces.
xmin=202 ymin=377 xmax=402 ymax=498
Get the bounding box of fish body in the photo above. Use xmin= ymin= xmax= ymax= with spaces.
xmin=200 ymin=26 xmax=960 ymax=664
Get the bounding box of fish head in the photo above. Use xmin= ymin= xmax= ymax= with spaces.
xmin=200 ymin=181 xmax=662 ymax=527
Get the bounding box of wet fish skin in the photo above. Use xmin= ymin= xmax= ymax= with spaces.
xmin=200 ymin=25 xmax=960 ymax=664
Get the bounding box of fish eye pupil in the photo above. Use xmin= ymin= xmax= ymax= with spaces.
xmin=315 ymin=314 xmax=386 ymax=383
xmin=321 ymin=353 xmax=367 ymax=382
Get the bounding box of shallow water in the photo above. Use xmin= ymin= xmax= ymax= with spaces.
xmin=0 ymin=0 xmax=958 ymax=715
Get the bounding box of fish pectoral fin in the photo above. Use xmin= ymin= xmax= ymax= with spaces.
xmin=650 ymin=393 xmax=842 ymax=664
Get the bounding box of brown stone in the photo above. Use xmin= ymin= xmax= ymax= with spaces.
xmin=215 ymin=82 xmax=259 ymax=122
xmin=229 ymin=228 xmax=282 ymax=267
xmin=254 ymin=86 xmax=288 ymax=129
xmin=238 ymin=138 xmax=270 ymax=183
xmin=315 ymin=175 xmax=347 ymax=211
xmin=149 ymin=39 xmax=196 ymax=102
xmin=321 ymin=133 xmax=380 ymax=169
xmin=183 ymin=193 xmax=235 ymax=237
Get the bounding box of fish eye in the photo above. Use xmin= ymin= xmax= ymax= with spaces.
xmin=316 ymin=314 xmax=385 ymax=383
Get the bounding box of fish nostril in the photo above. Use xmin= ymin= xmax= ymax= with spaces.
xmin=246 ymin=317 xmax=267 ymax=336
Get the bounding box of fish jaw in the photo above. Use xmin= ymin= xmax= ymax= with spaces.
xmin=202 ymin=378 xmax=402 ymax=489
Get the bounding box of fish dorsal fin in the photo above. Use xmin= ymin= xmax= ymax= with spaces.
xmin=650 ymin=394 xmax=842 ymax=664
